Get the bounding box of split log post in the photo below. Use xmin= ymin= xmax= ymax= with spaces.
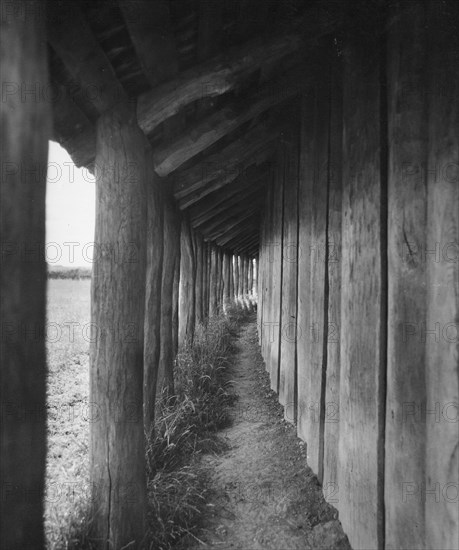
xmin=143 ymin=162 xmax=164 ymax=434
xmin=278 ymin=120 xmax=299 ymax=421
xmin=385 ymin=3 xmax=428 ymax=548
xmin=222 ymin=251 xmax=231 ymax=311
xmin=229 ymin=254 xmax=235 ymax=305
xmin=172 ymin=244 xmax=180 ymax=356
xmin=234 ymin=255 xmax=240 ymax=303
xmin=194 ymin=233 xmax=204 ymax=325
xmin=0 ymin=2 xmax=50 ymax=546
xmin=424 ymin=2 xmax=458 ymax=548
xmin=322 ymin=49 xmax=343 ymax=499
xmin=178 ymin=214 xmax=196 ymax=346
xmin=209 ymin=245 xmax=218 ymax=317
xmin=202 ymin=241 xmax=209 ymax=321
xmin=158 ymin=189 xmax=181 ymax=397
xmin=337 ymin=27 xmax=386 ymax=549
xmin=90 ymin=103 xmax=148 ymax=548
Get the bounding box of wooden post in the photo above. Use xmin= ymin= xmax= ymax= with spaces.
xmin=158 ymin=190 xmax=181 ymax=396
xmin=178 ymin=214 xmax=196 ymax=346
xmin=172 ymin=246 xmax=180 ymax=356
xmin=209 ymin=245 xmax=218 ymax=317
xmin=385 ymin=3 xmax=428 ymax=548
xmin=90 ymin=104 xmax=148 ymax=548
xmin=0 ymin=2 xmax=50 ymax=546
xmin=424 ymin=3 xmax=458 ymax=549
xmin=202 ymin=241 xmax=209 ymax=320
xmin=279 ymin=122 xmax=299 ymax=421
xmin=194 ymin=233 xmax=204 ymax=324
xmin=216 ymin=247 xmax=223 ymax=311
xmin=322 ymin=50 xmax=343 ymax=501
xmin=234 ymin=255 xmax=240 ymax=302
xmin=144 ymin=166 xmax=164 ymax=433
xmin=229 ymin=254 xmax=235 ymax=304
xmin=337 ymin=29 xmax=385 ymax=549
xmin=222 ymin=252 xmax=231 ymax=310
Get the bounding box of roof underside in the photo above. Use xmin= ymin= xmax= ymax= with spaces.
xmin=47 ymin=0 xmax=378 ymax=256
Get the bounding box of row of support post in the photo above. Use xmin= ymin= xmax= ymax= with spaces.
xmin=0 ymin=10 xmax=258 ymax=539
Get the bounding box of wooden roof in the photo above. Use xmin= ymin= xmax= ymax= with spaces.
xmin=47 ymin=0 xmax=349 ymax=256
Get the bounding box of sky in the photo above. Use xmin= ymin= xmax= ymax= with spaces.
xmin=46 ymin=141 xmax=96 ymax=267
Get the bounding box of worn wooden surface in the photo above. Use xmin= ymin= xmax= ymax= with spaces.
xmin=267 ymin=154 xmax=284 ymax=394
xmin=424 ymin=3 xmax=459 ymax=549
xmin=159 ymin=190 xmax=180 ymax=395
xmin=90 ymin=104 xmax=147 ymax=548
xmin=337 ymin=33 xmax=385 ymax=550
xmin=385 ymin=3 xmax=428 ymax=548
xmin=0 ymin=3 xmax=50 ymax=545
xmin=143 ymin=160 xmax=164 ymax=432
xmin=279 ymin=123 xmax=299 ymax=421
xmin=178 ymin=215 xmax=196 ymax=346
xmin=322 ymin=52 xmax=343 ymax=498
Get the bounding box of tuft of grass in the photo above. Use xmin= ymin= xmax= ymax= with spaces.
xmin=48 ymin=306 xmax=245 ymax=549
xmin=145 ymin=309 xmax=242 ymax=549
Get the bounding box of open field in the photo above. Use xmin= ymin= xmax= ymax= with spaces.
xmin=45 ymin=279 xmax=91 ymax=549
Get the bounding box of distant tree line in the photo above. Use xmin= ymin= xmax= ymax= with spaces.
xmin=47 ymin=266 xmax=92 ymax=280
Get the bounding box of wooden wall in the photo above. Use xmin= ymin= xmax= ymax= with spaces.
xmin=257 ymin=2 xmax=458 ymax=549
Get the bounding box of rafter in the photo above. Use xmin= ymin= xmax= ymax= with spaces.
xmin=47 ymin=1 xmax=128 ymax=114
xmin=153 ymin=65 xmax=308 ymax=175
xmin=137 ymin=31 xmax=303 ymax=135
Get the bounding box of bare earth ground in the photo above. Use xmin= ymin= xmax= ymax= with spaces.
xmin=192 ymin=316 xmax=352 ymax=550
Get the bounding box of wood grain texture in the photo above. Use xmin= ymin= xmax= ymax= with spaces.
xmin=178 ymin=214 xmax=196 ymax=346
xmin=424 ymin=2 xmax=459 ymax=549
xmin=385 ymin=3 xmax=428 ymax=548
xmin=337 ymin=32 xmax=385 ymax=550
xmin=322 ymin=52 xmax=343 ymax=499
xmin=279 ymin=124 xmax=299 ymax=421
xmin=158 ymin=190 xmax=181 ymax=395
xmin=90 ymin=104 xmax=147 ymax=548
xmin=143 ymin=159 xmax=164 ymax=433
xmin=0 ymin=2 xmax=50 ymax=545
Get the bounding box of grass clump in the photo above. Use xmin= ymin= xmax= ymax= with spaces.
xmin=146 ymin=310 xmax=240 ymax=549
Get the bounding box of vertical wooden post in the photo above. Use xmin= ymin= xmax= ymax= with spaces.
xmin=234 ymin=255 xmax=240 ymax=302
xmin=337 ymin=28 xmax=386 ymax=549
xmin=248 ymin=258 xmax=254 ymax=296
xmin=217 ymin=248 xmax=223 ymax=311
xmin=195 ymin=234 xmax=204 ymax=325
xmin=202 ymin=241 xmax=209 ymax=320
xmin=209 ymin=245 xmax=218 ymax=317
xmin=90 ymin=104 xmax=148 ymax=548
xmin=385 ymin=3 xmax=428 ymax=548
xmin=279 ymin=122 xmax=299 ymax=420
xmin=322 ymin=51 xmax=343 ymax=500
xmin=178 ymin=214 xmax=196 ymax=346
xmin=0 ymin=2 xmax=50 ymax=546
xmin=158 ymin=190 xmax=180 ymax=396
xmin=222 ymin=251 xmax=230 ymax=310
xmin=424 ymin=3 xmax=458 ymax=549
xmin=144 ymin=166 xmax=164 ymax=433
xmin=172 ymin=247 xmax=180 ymax=356
xmin=229 ymin=254 xmax=235 ymax=304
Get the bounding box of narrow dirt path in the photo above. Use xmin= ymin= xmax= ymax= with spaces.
xmin=193 ymin=316 xmax=351 ymax=550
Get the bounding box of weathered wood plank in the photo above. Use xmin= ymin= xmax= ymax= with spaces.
xmin=118 ymin=0 xmax=178 ymax=87
xmin=385 ymin=3 xmax=428 ymax=548
xmin=178 ymin=214 xmax=196 ymax=346
xmin=279 ymin=122 xmax=299 ymax=422
xmin=137 ymin=31 xmax=303 ymax=135
xmin=144 ymin=159 xmax=164 ymax=433
xmin=158 ymin=189 xmax=181 ymax=395
xmin=337 ymin=31 xmax=385 ymax=550
xmin=174 ymin=121 xmax=277 ymax=208
xmin=267 ymin=154 xmax=284 ymax=393
xmin=47 ymin=1 xmax=128 ymax=113
xmin=153 ymin=67 xmax=308 ymax=176
xmin=424 ymin=2 xmax=459 ymax=549
xmin=322 ymin=51 xmax=343 ymax=501
xmin=0 ymin=3 xmax=50 ymax=545
xmin=90 ymin=104 xmax=147 ymax=548
xmin=209 ymin=245 xmax=218 ymax=317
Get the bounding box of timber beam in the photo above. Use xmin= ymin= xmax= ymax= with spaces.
xmin=153 ymin=65 xmax=309 ymax=176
